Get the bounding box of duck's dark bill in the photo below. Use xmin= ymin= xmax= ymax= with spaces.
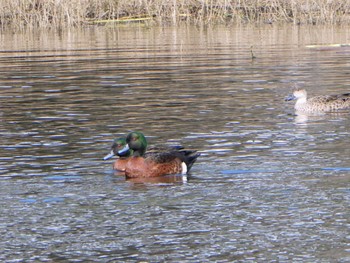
xmin=285 ymin=94 xmax=296 ymax=101
xmin=118 ymin=144 xmax=130 ymax=155
xmin=103 ymin=150 xmax=115 ymax=160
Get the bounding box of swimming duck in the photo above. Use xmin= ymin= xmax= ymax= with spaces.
xmin=285 ymin=88 xmax=350 ymax=113
xmin=103 ymin=137 xmax=133 ymax=171
xmin=118 ymin=131 xmax=200 ymax=178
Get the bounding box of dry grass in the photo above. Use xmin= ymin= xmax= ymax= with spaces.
xmin=0 ymin=0 xmax=349 ymax=30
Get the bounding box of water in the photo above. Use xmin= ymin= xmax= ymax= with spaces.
xmin=0 ymin=25 xmax=350 ymax=262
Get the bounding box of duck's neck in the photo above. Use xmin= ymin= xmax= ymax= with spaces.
xmin=133 ymin=146 xmax=146 ymax=157
xmin=295 ymin=97 xmax=307 ymax=109
xmin=133 ymin=150 xmax=144 ymax=157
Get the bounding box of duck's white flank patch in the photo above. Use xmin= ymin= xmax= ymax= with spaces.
xmin=181 ymin=162 xmax=187 ymax=174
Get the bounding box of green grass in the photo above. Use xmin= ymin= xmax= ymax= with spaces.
xmin=1 ymin=0 xmax=349 ymax=30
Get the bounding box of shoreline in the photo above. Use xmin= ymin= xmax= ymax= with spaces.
xmin=0 ymin=0 xmax=349 ymax=31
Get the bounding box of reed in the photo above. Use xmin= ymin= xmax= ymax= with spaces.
xmin=0 ymin=0 xmax=349 ymax=30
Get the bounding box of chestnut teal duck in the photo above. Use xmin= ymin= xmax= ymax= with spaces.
xmin=118 ymin=131 xmax=200 ymax=178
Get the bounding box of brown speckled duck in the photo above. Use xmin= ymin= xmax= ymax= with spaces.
xmin=285 ymin=88 xmax=350 ymax=113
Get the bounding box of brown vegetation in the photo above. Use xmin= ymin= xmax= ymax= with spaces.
xmin=0 ymin=0 xmax=349 ymax=30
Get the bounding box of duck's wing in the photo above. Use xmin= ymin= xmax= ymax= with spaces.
xmin=334 ymin=93 xmax=350 ymax=102
xmin=308 ymin=95 xmax=333 ymax=103
xmin=310 ymin=93 xmax=350 ymax=103
xmin=144 ymin=151 xmax=178 ymax=163
xmin=145 ymin=148 xmax=200 ymax=171
xmin=324 ymin=93 xmax=350 ymax=102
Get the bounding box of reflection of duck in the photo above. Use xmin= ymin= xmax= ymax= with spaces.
xmin=126 ymin=174 xmax=188 ymax=184
xmin=118 ymin=131 xmax=200 ymax=178
xmin=104 ymin=137 xmax=133 ymax=171
xmin=285 ymin=88 xmax=350 ymax=113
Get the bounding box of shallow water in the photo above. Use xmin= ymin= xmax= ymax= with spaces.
xmin=0 ymin=25 xmax=350 ymax=262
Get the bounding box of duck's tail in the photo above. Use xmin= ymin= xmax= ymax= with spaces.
xmin=180 ymin=150 xmax=201 ymax=172
xmin=338 ymin=93 xmax=350 ymax=100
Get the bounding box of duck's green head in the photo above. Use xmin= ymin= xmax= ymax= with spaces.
xmin=103 ymin=137 xmax=133 ymax=161
xmin=118 ymin=131 xmax=147 ymax=157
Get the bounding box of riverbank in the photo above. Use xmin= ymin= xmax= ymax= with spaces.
xmin=1 ymin=0 xmax=349 ymax=30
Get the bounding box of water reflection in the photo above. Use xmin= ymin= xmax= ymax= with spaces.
xmin=292 ymin=110 xmax=350 ymax=125
xmin=126 ymin=174 xmax=188 ymax=185
xmin=0 ymin=25 xmax=350 ymax=262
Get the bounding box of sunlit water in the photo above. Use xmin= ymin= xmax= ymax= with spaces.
xmin=0 ymin=25 xmax=349 ymax=262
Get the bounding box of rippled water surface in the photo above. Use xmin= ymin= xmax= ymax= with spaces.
xmin=1 ymin=25 xmax=350 ymax=262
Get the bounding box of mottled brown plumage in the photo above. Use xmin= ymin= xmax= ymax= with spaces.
xmin=285 ymin=88 xmax=350 ymax=113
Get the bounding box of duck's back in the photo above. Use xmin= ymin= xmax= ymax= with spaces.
xmin=300 ymin=93 xmax=350 ymax=112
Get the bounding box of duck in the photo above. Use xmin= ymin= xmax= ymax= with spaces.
xmin=285 ymin=88 xmax=350 ymax=113
xmin=118 ymin=131 xmax=200 ymax=178
xmin=103 ymin=137 xmax=133 ymax=171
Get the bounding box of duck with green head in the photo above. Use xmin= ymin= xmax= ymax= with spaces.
xmin=118 ymin=131 xmax=200 ymax=178
xmin=103 ymin=137 xmax=133 ymax=171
